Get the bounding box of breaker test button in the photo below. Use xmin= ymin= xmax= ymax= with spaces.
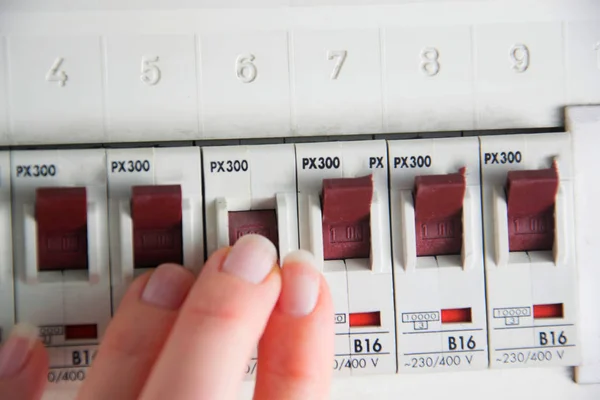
xmin=322 ymin=175 xmax=373 ymax=260
xmin=414 ymin=170 xmax=466 ymax=256
xmin=506 ymin=165 xmax=558 ymax=252
xmin=228 ymin=210 xmax=279 ymax=249
xmin=36 ymin=187 xmax=88 ymax=271
xmin=132 ymin=185 xmax=183 ymax=268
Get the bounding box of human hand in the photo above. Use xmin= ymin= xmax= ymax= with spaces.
xmin=0 ymin=234 xmax=334 ymax=399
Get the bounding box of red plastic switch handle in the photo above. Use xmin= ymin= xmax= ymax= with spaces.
xmin=322 ymin=175 xmax=373 ymax=260
xmin=414 ymin=171 xmax=466 ymax=256
xmin=228 ymin=210 xmax=279 ymax=251
xmin=132 ymin=185 xmax=183 ymax=269
xmin=506 ymin=165 xmax=558 ymax=252
xmin=36 ymin=187 xmax=88 ymax=271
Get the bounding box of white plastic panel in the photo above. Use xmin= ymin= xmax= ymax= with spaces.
xmin=292 ymin=29 xmax=383 ymax=136
xmin=296 ymin=140 xmax=395 ymax=376
xmin=105 ymin=35 xmax=199 ymax=142
xmin=567 ymin=106 xmax=600 ymax=384
xmin=6 ymin=36 xmax=105 ymax=144
xmin=201 ymin=31 xmax=291 ymax=139
xmin=0 ymin=152 xmax=13 ymax=343
xmin=0 ymin=4 xmax=599 ymax=144
xmin=203 ymin=143 xmax=298 ymax=380
xmin=388 ymin=137 xmax=488 ymax=373
xmin=106 ymin=147 xmax=204 ymax=309
xmin=474 ymin=22 xmax=565 ymax=129
xmin=11 ymin=149 xmax=110 ymax=390
xmin=566 ymin=21 xmax=600 ymax=105
xmin=203 ymin=143 xmax=298 ymax=258
xmin=384 ymin=26 xmax=474 ymax=132
xmin=480 ymin=132 xmax=580 ymax=369
xmin=0 ymin=38 xmax=8 ymax=143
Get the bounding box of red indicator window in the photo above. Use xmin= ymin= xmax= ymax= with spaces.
xmin=132 ymin=185 xmax=183 ymax=269
xmin=441 ymin=308 xmax=472 ymax=324
xmin=414 ymin=171 xmax=466 ymax=256
xmin=322 ymin=175 xmax=373 ymax=260
xmin=349 ymin=311 xmax=381 ymax=328
xmin=507 ymin=165 xmax=558 ymax=252
xmin=533 ymin=303 xmax=564 ymax=319
xmin=65 ymin=324 xmax=98 ymax=340
xmin=36 ymin=187 xmax=88 ymax=271
xmin=228 ymin=210 xmax=279 ymax=250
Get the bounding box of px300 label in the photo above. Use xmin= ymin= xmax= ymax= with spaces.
xmin=301 ymin=156 xmax=340 ymax=170
xmin=110 ymin=159 xmax=151 ymax=173
xmin=15 ymin=164 xmax=57 ymax=178
xmin=209 ymin=159 xmax=249 ymax=173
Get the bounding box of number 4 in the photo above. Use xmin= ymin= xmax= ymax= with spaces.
xmin=46 ymin=57 xmax=68 ymax=87
xmin=327 ymin=50 xmax=347 ymax=80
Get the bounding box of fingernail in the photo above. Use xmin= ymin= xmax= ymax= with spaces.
xmin=222 ymin=234 xmax=277 ymax=284
xmin=0 ymin=323 xmax=39 ymax=378
xmin=141 ymin=264 xmax=194 ymax=310
xmin=279 ymin=250 xmax=321 ymax=317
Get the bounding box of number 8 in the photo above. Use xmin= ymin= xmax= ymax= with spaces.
xmin=420 ymin=47 xmax=440 ymax=77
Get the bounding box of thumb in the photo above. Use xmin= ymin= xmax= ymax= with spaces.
xmin=0 ymin=324 xmax=49 ymax=400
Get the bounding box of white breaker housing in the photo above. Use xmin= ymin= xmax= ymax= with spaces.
xmin=480 ymin=132 xmax=580 ymax=368
xmin=0 ymin=152 xmax=13 ymax=342
xmin=296 ymin=140 xmax=395 ymax=376
xmin=389 ymin=137 xmax=488 ymax=372
xmin=11 ymin=149 xmax=111 ymax=387
xmin=202 ymin=143 xmax=299 ymax=379
xmin=107 ymin=147 xmax=204 ymax=309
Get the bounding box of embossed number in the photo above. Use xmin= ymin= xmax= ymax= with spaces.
xmin=236 ymin=54 xmax=258 ymax=83
xmin=140 ymin=56 xmax=161 ymax=86
xmin=45 ymin=58 xmax=68 ymax=87
xmin=420 ymin=47 xmax=440 ymax=76
xmin=327 ymin=50 xmax=347 ymax=80
xmin=595 ymin=42 xmax=600 ymax=70
xmin=509 ymin=44 xmax=530 ymax=73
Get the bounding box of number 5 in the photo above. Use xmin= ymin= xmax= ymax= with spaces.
xmin=327 ymin=50 xmax=347 ymax=80
xmin=140 ymin=56 xmax=161 ymax=86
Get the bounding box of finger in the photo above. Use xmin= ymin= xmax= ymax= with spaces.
xmin=140 ymin=234 xmax=281 ymax=400
xmin=77 ymin=264 xmax=195 ymax=400
xmin=0 ymin=324 xmax=49 ymax=400
xmin=254 ymin=250 xmax=334 ymax=400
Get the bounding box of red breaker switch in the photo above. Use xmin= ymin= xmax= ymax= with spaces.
xmin=132 ymin=185 xmax=183 ymax=269
xmin=414 ymin=171 xmax=466 ymax=256
xmin=322 ymin=175 xmax=373 ymax=260
xmin=36 ymin=187 xmax=88 ymax=271
xmin=506 ymin=165 xmax=558 ymax=252
xmin=228 ymin=210 xmax=279 ymax=249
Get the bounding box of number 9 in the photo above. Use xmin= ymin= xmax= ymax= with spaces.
xmin=509 ymin=44 xmax=530 ymax=73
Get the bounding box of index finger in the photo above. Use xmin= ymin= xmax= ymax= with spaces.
xmin=139 ymin=235 xmax=281 ymax=400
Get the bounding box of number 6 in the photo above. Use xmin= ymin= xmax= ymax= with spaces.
xmin=140 ymin=56 xmax=161 ymax=86
xmin=236 ymin=54 xmax=258 ymax=83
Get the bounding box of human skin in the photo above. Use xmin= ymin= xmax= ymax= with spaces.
xmin=0 ymin=234 xmax=334 ymax=400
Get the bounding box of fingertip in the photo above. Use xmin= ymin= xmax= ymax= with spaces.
xmin=0 ymin=324 xmax=48 ymax=400
xmin=141 ymin=264 xmax=195 ymax=310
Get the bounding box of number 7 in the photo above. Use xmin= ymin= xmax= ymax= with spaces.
xmin=327 ymin=50 xmax=347 ymax=80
